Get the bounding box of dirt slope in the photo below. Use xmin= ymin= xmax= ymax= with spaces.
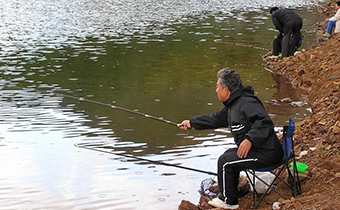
xmin=259 ymin=35 xmax=340 ymax=210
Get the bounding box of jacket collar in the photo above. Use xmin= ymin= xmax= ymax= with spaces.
xmin=222 ymin=85 xmax=255 ymax=107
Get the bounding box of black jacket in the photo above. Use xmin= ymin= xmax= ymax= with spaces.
xmin=190 ymin=85 xmax=283 ymax=163
xmin=272 ymin=9 xmax=302 ymax=33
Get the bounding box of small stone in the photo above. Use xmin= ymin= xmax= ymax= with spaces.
xmin=311 ymin=167 xmax=318 ymax=175
xmin=299 ymin=150 xmax=308 ymax=157
xmin=331 ymin=126 xmax=340 ymax=134
xmin=327 ymin=76 xmax=340 ymax=81
xmin=281 ymin=98 xmax=293 ymax=103
xmin=272 ymin=201 xmax=282 ymax=210
xmin=282 ymin=199 xmax=291 ymax=205
xmin=318 ymin=120 xmax=327 ymax=125
xmin=178 ymin=200 xmax=200 ymax=210
xmin=298 ymin=69 xmax=306 ymax=75
xmin=198 ymin=196 xmax=211 ymax=210
xmin=335 ymin=172 xmax=340 ymax=178
xmin=291 ymin=78 xmax=301 ymax=87
xmin=293 ymin=201 xmax=303 ymax=209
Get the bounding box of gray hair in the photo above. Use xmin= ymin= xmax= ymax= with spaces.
xmin=217 ymin=68 xmax=243 ymax=91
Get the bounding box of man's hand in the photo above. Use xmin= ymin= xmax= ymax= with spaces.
xmin=237 ymin=139 xmax=252 ymax=158
xmin=326 ymin=18 xmax=330 ymax=23
xmin=178 ymin=120 xmax=192 ymax=130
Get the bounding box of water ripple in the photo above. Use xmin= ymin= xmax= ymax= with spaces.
xmin=0 ymin=0 xmax=317 ymax=56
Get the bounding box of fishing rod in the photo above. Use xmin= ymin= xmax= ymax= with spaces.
xmin=18 ymin=87 xmax=178 ymax=126
xmin=51 ymin=92 xmax=178 ymax=126
xmin=214 ymin=39 xmax=271 ymax=51
xmin=74 ymin=143 xmax=217 ymax=176
xmin=6 ymin=85 xmax=178 ymax=127
xmin=13 ymin=86 xmax=178 ymax=126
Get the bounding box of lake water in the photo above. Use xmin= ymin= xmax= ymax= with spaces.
xmin=0 ymin=0 xmax=321 ymax=209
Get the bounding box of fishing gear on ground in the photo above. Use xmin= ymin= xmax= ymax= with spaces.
xmin=214 ymin=39 xmax=271 ymax=51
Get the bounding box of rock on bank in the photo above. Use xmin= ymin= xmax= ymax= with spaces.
xmin=263 ymin=33 xmax=340 ymax=209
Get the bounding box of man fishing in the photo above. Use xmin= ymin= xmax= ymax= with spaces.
xmin=270 ymin=7 xmax=303 ymax=58
xmin=178 ymin=69 xmax=283 ymax=209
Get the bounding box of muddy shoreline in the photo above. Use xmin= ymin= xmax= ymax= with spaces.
xmin=179 ymin=1 xmax=340 ymax=209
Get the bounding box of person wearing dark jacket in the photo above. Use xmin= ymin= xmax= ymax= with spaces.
xmin=178 ymin=69 xmax=283 ymax=209
xmin=270 ymin=7 xmax=303 ymax=57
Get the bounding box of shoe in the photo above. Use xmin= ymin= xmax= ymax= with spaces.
xmin=208 ymin=197 xmax=239 ymax=209
xmin=323 ymin=32 xmax=331 ymax=37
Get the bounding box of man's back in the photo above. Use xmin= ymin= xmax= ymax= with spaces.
xmin=272 ymin=9 xmax=302 ymax=32
xmin=274 ymin=9 xmax=301 ymax=23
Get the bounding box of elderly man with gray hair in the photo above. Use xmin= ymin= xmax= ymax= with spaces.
xmin=178 ymin=69 xmax=283 ymax=209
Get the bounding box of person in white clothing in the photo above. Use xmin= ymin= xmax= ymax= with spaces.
xmin=324 ymin=1 xmax=340 ymax=36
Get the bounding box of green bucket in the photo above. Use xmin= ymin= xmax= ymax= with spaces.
xmin=291 ymin=162 xmax=308 ymax=173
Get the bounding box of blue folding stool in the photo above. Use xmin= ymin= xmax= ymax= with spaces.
xmin=245 ymin=119 xmax=302 ymax=208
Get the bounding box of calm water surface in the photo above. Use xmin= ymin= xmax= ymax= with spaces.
xmin=0 ymin=0 xmax=320 ymax=209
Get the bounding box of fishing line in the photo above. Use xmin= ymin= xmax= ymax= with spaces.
xmin=13 ymin=87 xmax=216 ymax=175
xmin=74 ymin=143 xmax=217 ymax=176
xmin=219 ymin=40 xmax=271 ymax=45
xmin=214 ymin=39 xmax=271 ymax=51
xmin=77 ymin=141 xmax=209 ymax=163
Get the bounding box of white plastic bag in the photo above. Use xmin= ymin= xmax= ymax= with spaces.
xmin=248 ymin=171 xmax=275 ymax=194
